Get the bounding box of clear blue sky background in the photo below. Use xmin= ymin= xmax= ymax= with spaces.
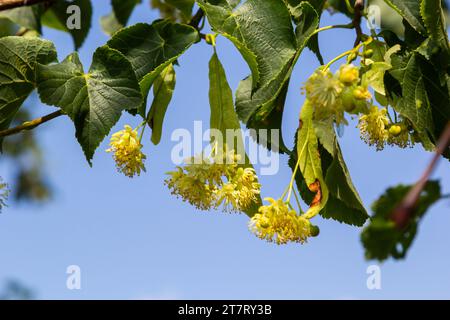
xmin=0 ymin=2 xmax=449 ymax=299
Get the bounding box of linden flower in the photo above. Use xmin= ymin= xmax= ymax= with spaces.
xmin=353 ymin=86 xmax=372 ymax=100
xmin=303 ymin=69 xmax=343 ymax=119
xmin=358 ymin=106 xmax=389 ymax=150
xmin=214 ymin=182 xmax=239 ymax=212
xmin=249 ymin=198 xmax=312 ymax=245
xmin=165 ymin=149 xmax=261 ymax=213
xmin=165 ymin=155 xmax=222 ymax=210
xmin=338 ymin=64 xmax=360 ymax=85
xmin=107 ymin=125 xmax=146 ymax=178
xmin=214 ymin=167 xmax=261 ymax=212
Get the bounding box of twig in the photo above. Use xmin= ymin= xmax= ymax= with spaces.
xmin=189 ymin=8 xmax=204 ymax=30
xmin=391 ymin=122 xmax=450 ymax=229
xmin=0 ymin=0 xmax=51 ymax=11
xmin=352 ymin=0 xmax=364 ymax=47
xmin=0 ymin=110 xmax=63 ymax=138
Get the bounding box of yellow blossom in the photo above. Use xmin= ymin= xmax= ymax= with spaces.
xmin=338 ymin=64 xmax=360 ymax=85
xmin=303 ymin=69 xmax=344 ymax=120
xmin=353 ymin=86 xmax=372 ymax=100
xmin=249 ymin=198 xmax=312 ymax=245
xmin=214 ymin=167 xmax=261 ymax=212
xmin=165 ymin=149 xmax=261 ymax=213
xmin=358 ymin=107 xmax=389 ymax=150
xmin=106 ymin=125 xmax=146 ymax=178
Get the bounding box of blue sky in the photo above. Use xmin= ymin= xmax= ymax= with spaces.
xmin=0 ymin=2 xmax=449 ymax=299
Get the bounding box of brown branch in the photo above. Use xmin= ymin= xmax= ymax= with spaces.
xmin=0 ymin=110 xmax=63 ymax=138
xmin=0 ymin=0 xmax=51 ymax=11
xmin=391 ymin=121 xmax=450 ymax=229
xmin=352 ymin=0 xmax=364 ymax=47
xmin=189 ymin=8 xmax=204 ymax=30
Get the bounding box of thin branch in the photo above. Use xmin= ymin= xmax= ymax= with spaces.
xmin=189 ymin=7 xmax=204 ymax=30
xmin=0 ymin=110 xmax=63 ymax=138
xmin=0 ymin=0 xmax=51 ymax=11
xmin=391 ymin=121 xmax=450 ymax=229
xmin=352 ymin=0 xmax=364 ymax=47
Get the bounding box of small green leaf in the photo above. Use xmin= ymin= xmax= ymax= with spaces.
xmin=165 ymin=0 xmax=195 ymax=19
xmin=383 ymin=0 xmax=426 ymax=35
xmin=361 ymin=180 xmax=441 ymax=261
xmin=41 ymin=0 xmax=92 ymax=50
xmin=0 ymin=5 xmax=42 ymax=32
xmin=101 ymin=0 xmax=141 ymax=36
xmin=36 ymin=46 xmax=142 ymax=163
xmin=147 ymin=63 xmax=176 ymax=145
xmin=0 ymin=37 xmax=57 ymax=145
xmin=209 ymin=51 xmax=245 ymax=151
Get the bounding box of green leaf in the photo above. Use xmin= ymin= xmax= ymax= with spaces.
xmin=0 ymin=37 xmax=57 ymax=144
xmin=199 ymin=0 xmax=318 ymax=151
xmin=387 ymin=50 xmax=450 ymax=157
xmin=166 ymin=0 xmax=195 ymax=19
xmin=420 ymin=0 xmax=450 ymax=53
xmin=209 ymin=51 xmax=239 ymax=146
xmin=320 ymin=142 xmax=369 ymax=226
xmin=101 ymin=0 xmax=141 ymax=36
xmin=284 ymin=0 xmax=326 ymax=64
xmin=107 ymin=21 xmax=198 ymax=114
xmin=36 ymin=46 xmax=143 ymax=163
xmin=41 ymin=0 xmax=92 ymax=50
xmin=419 ymin=0 xmax=450 ymax=73
xmin=290 ymin=114 xmax=368 ymax=226
xmin=361 ymin=180 xmax=441 ymax=261
xmin=314 ymin=117 xmax=368 ymax=226
xmin=296 ymin=100 xmax=329 ymax=218
xmin=147 ymin=63 xmax=176 ymax=145
xmin=208 ymin=50 xmax=262 ymax=216
xmin=383 ymin=0 xmax=426 ymax=35
xmin=387 ymin=52 xmax=436 ymax=149
xmin=0 ymin=5 xmax=42 ymax=32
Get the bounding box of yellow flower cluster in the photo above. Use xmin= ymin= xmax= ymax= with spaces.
xmin=107 ymin=125 xmax=146 ymax=178
xmin=358 ymin=106 xmax=389 ymax=150
xmin=358 ymin=107 xmax=412 ymax=150
xmin=165 ymin=149 xmax=261 ymax=213
xmin=249 ymin=198 xmax=314 ymax=245
xmin=303 ymin=64 xmax=372 ymax=125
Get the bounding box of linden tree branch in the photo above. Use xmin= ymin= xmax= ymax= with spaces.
xmin=391 ymin=121 xmax=450 ymax=229
xmin=352 ymin=0 xmax=364 ymax=47
xmin=0 ymin=110 xmax=63 ymax=138
xmin=0 ymin=0 xmax=52 ymax=11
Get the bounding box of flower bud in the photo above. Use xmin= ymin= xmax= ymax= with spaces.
xmin=338 ymin=64 xmax=359 ymax=85
xmin=353 ymin=86 xmax=372 ymax=100
xmin=363 ymin=49 xmax=374 ymax=58
xmin=389 ymin=125 xmax=402 ymax=137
